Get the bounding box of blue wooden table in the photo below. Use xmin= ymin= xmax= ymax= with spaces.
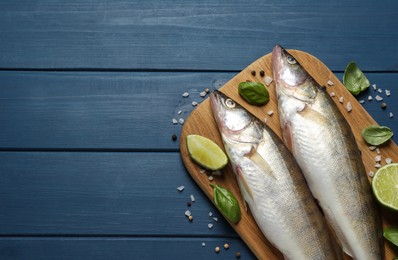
xmin=1 ymin=1 xmax=397 ymax=259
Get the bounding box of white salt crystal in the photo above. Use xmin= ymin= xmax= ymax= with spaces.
xmin=375 ymin=163 xmax=382 ymax=168
xmin=378 ymin=88 xmax=383 ymax=93
xmin=209 ymin=212 xmax=213 ymax=217
xmin=375 ymin=95 xmax=383 ymax=101
xmin=177 ymin=110 xmax=182 ymax=115
xmin=376 ymin=148 xmax=380 ymax=154
xmin=182 ymin=92 xmax=190 ymax=97
xmin=185 ymin=210 xmax=192 ymax=217
xmin=208 ymin=176 xmax=214 ymax=181
xmin=346 ymin=102 xmax=352 ymax=112
xmin=200 ymin=91 xmax=207 ymax=97
xmin=192 ymin=101 xmax=198 ymax=106
xmin=372 ymin=84 xmax=377 ymax=91
xmin=386 ymin=158 xmax=393 ymax=164
xmin=179 ymin=118 xmax=185 ymax=125
xmin=359 ymin=100 xmax=365 ymax=104
xmin=264 ymin=76 xmax=273 ymax=86
xmin=267 ymin=110 xmax=274 ymax=116
xmin=390 ymin=112 xmax=394 ymax=118
xmin=368 ymin=171 xmax=375 ymax=178
xmin=177 ymin=185 xmax=185 ymax=192
xmin=369 ymin=146 xmax=377 ymax=151
xmin=327 ymin=80 xmax=334 ymax=86
xmin=375 ymin=155 xmax=381 ymax=162
xmin=368 ymin=95 xmax=373 ymax=101
xmin=339 ymin=96 xmax=344 ymax=103
xmin=213 ymin=217 xmax=218 ymax=222
xmin=202 ymin=242 xmax=206 ymax=247
xmin=190 ymin=194 xmax=195 ymax=203
xmin=386 ymin=89 xmax=391 ymax=96
xmin=264 ymin=117 xmax=268 ymax=123
xmin=330 ymin=92 xmax=336 ymax=97
xmin=172 ymin=118 xmax=178 ymax=124
xmin=208 ymin=223 xmax=213 ymax=229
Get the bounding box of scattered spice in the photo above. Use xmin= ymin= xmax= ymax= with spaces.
xmin=368 ymin=171 xmax=375 ymax=178
xmin=172 ymin=134 xmax=177 ymax=141
xmin=177 ymin=110 xmax=182 ymax=115
xmin=192 ymin=101 xmax=198 ymax=106
xmin=185 ymin=210 xmax=192 ymax=217
xmin=178 ymin=118 xmax=185 ymax=125
xmin=375 ymin=95 xmax=383 ymax=101
xmin=205 ymin=88 xmax=210 ymax=93
xmin=264 ymin=76 xmax=273 ymax=86
xmin=209 ymin=212 xmax=213 ymax=217
xmin=224 ymin=243 xmax=229 ymax=250
xmin=375 ymin=163 xmax=382 ymax=169
xmin=177 ymin=186 xmax=185 ymax=192
xmin=188 ymin=215 xmax=193 ymax=222
xmin=235 ymin=252 xmax=241 ymax=258
xmin=187 ymin=201 xmax=192 ymax=207
xmin=182 ymin=92 xmax=190 ymax=98
xmin=330 ymin=92 xmax=336 ymax=97
xmin=378 ymin=88 xmax=383 ymax=93
xmin=260 ymin=70 xmax=265 ymax=77
xmin=346 ymin=102 xmax=352 ymax=112
xmin=208 ymin=223 xmax=214 ymax=229
xmin=199 ymin=91 xmax=207 ymax=97
xmin=375 ymin=155 xmax=381 ymax=162
xmin=386 ymin=158 xmax=393 ymax=164
xmin=386 ymin=89 xmax=391 ymax=96
xmin=390 ymin=112 xmax=394 ymax=118
xmin=208 ymin=176 xmax=214 ymax=181
xmin=372 ymin=84 xmax=377 ymax=91
xmin=202 ymin=242 xmax=206 ymax=247
xmin=359 ymin=99 xmax=365 ymax=104
xmin=215 ymin=246 xmax=220 ymax=253
xmin=213 ymin=217 xmax=218 ymax=222
xmin=368 ymin=95 xmax=373 ymax=101
xmin=250 ymin=70 xmax=256 ymax=76
xmin=190 ymin=194 xmax=196 ymax=203
xmin=327 ymin=80 xmax=334 ymax=86
xmin=172 ymin=118 xmax=178 ymax=125
xmin=339 ymin=96 xmax=344 ymax=103
xmin=267 ymin=110 xmax=274 ymax=116
xmin=381 ymin=103 xmax=387 ymax=109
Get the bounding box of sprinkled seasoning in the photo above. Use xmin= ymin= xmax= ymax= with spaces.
xmin=264 ymin=76 xmax=273 ymax=86
xmin=182 ymin=92 xmax=190 ymax=98
xmin=330 ymin=92 xmax=336 ymax=97
xmin=205 ymin=88 xmax=210 ymax=93
xmin=200 ymin=169 xmax=206 ymax=174
xmin=177 ymin=186 xmax=185 ymax=192
xmin=179 ymin=118 xmax=185 ymax=125
xmin=390 ymin=112 xmax=394 ymax=118
xmin=213 ymin=217 xmax=218 ymax=222
xmin=346 ymin=102 xmax=352 ymax=112
xmin=172 ymin=118 xmax=178 ymax=125
xmin=215 ymin=246 xmax=220 ymax=253
xmin=172 ymin=134 xmax=177 ymax=141
xmin=376 ymin=148 xmax=381 ymax=154
xmin=327 ymin=80 xmax=334 ymax=86
xmin=192 ymin=101 xmax=198 ymax=106
xmin=372 ymin=84 xmax=377 ymax=91
xmin=339 ymin=96 xmax=344 ymax=103
xmin=369 ymin=146 xmax=377 ymax=151
xmin=187 ymin=201 xmax=192 ymax=207
xmin=359 ymin=99 xmax=365 ymax=104
xmin=267 ymin=110 xmax=274 ymax=116
xmin=386 ymin=89 xmax=391 ymax=96
xmin=199 ymin=91 xmax=207 ymax=97
xmin=386 ymin=158 xmax=393 ymax=164
xmin=375 ymin=163 xmax=382 ymax=169
xmin=260 ymin=70 xmax=265 ymax=77
xmin=208 ymin=175 xmax=214 ymax=181
xmin=188 ymin=215 xmax=193 ymax=222
xmin=209 ymin=212 xmax=213 ymax=217
xmin=381 ymin=103 xmax=387 ymax=109
xmin=224 ymin=243 xmax=229 ymax=250
xmin=208 ymin=223 xmax=214 ymax=229
xmin=378 ymin=88 xmax=383 ymax=93
xmin=250 ymin=70 xmax=256 ymax=76
xmin=202 ymin=242 xmax=206 ymax=247
xmin=190 ymin=194 xmax=196 ymax=203
xmin=375 ymin=95 xmax=383 ymax=101
xmin=235 ymin=252 xmax=241 ymax=258
xmin=368 ymin=95 xmax=373 ymax=101
xmin=375 ymin=155 xmax=381 ymax=162
xmin=185 ymin=210 xmax=192 ymax=217
xmin=177 ymin=110 xmax=182 ymax=115
xmin=368 ymin=171 xmax=375 ymax=178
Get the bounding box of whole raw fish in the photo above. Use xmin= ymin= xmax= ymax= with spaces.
xmin=272 ymin=44 xmax=383 ymax=259
xmin=210 ymin=90 xmax=341 ymax=259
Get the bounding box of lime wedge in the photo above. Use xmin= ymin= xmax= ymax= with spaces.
xmin=186 ymin=134 xmax=228 ymax=170
xmin=372 ymin=163 xmax=398 ymax=211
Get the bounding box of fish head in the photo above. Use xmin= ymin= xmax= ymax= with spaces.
xmin=272 ymin=44 xmax=318 ymax=103
xmin=210 ymin=90 xmax=261 ymax=144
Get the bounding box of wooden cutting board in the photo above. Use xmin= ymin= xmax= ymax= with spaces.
xmin=180 ymin=50 xmax=398 ymax=259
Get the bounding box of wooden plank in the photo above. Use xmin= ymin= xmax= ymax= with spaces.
xmin=0 ymin=0 xmax=397 ymax=70
xmin=0 ymin=71 xmax=396 ymax=150
xmin=180 ymin=50 xmax=398 ymax=259
xmin=0 ymin=237 xmax=255 ymax=259
xmin=0 ymin=151 xmax=237 ymax=237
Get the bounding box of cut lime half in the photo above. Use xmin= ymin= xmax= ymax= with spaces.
xmin=186 ymin=134 xmax=228 ymax=171
xmin=372 ymin=163 xmax=398 ymax=211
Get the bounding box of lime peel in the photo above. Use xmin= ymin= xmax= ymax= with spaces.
xmin=372 ymin=163 xmax=398 ymax=211
xmin=186 ymin=134 xmax=228 ymax=171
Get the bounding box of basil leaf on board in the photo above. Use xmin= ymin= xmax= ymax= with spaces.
xmin=238 ymin=82 xmax=269 ymax=106
xmin=384 ymin=227 xmax=398 ymax=248
xmin=210 ymin=184 xmax=241 ymax=224
xmin=343 ymin=62 xmax=370 ymax=95
xmin=362 ymin=125 xmax=393 ymax=146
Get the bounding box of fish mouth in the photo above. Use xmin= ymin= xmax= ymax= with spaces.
xmin=210 ymin=90 xmax=226 ymax=131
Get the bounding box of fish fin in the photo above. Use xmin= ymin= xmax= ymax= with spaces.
xmin=282 ymin=121 xmax=293 ymax=152
xmin=236 ymin=166 xmax=254 ymax=202
xmin=245 ymin=146 xmax=277 ymax=179
xmin=323 ymin=207 xmax=353 ymax=257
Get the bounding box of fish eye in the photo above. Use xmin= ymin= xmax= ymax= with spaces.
xmin=287 ymin=55 xmax=297 ymax=65
xmin=225 ymin=98 xmax=236 ymax=108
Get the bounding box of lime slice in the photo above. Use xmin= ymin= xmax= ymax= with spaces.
xmin=186 ymin=134 xmax=228 ymax=170
xmin=372 ymin=163 xmax=398 ymax=211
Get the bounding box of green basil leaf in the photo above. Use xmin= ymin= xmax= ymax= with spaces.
xmin=343 ymin=62 xmax=370 ymax=95
xmin=238 ymin=82 xmax=269 ymax=106
xmin=384 ymin=227 xmax=398 ymax=248
xmin=362 ymin=125 xmax=393 ymax=146
xmin=210 ymin=184 xmax=241 ymax=224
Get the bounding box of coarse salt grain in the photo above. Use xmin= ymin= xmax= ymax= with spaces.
xmin=172 ymin=118 xmax=178 ymax=124
xmin=202 ymin=242 xmax=206 ymax=247
xmin=192 ymin=101 xmax=198 ymax=106
xmin=390 ymin=112 xmax=394 ymax=118
xmin=368 ymin=96 xmax=373 ymax=101
xmin=209 ymin=212 xmax=213 ymax=217
xmin=208 ymin=223 xmax=213 ymax=229
xmin=185 ymin=210 xmax=192 ymax=217
xmin=368 ymin=171 xmax=375 ymax=178
xmin=369 ymin=146 xmax=377 ymax=151
xmin=376 ymin=148 xmax=380 ymax=154
xmin=372 ymin=84 xmax=377 ymax=91
xmin=190 ymin=194 xmax=195 ymax=203
xmin=339 ymin=97 xmax=344 ymax=103
xmin=177 ymin=186 xmax=185 ymax=192
xmin=375 ymin=163 xmax=382 ymax=168
xmin=378 ymin=88 xmax=382 ymax=93
xmin=359 ymin=100 xmax=365 ymax=104
xmin=179 ymin=118 xmax=185 ymax=125
xmin=346 ymin=102 xmax=352 ymax=112
xmin=200 ymin=91 xmax=207 ymax=97
xmin=208 ymin=176 xmax=214 ymax=181
xmin=386 ymin=158 xmax=393 ymax=164
xmin=386 ymin=89 xmax=391 ymax=96
xmin=330 ymin=92 xmax=335 ymax=97
xmin=264 ymin=76 xmax=273 ymax=86
xmin=267 ymin=110 xmax=274 ymax=116
xmin=200 ymin=169 xmax=206 ymax=174
xmin=264 ymin=117 xmax=268 ymax=123
xmin=375 ymin=95 xmax=383 ymax=101
xmin=177 ymin=110 xmax=182 ymax=115
xmin=182 ymin=92 xmax=189 ymax=97
xmin=327 ymin=80 xmax=334 ymax=86
xmin=213 ymin=217 xmax=218 ymax=222
xmin=375 ymin=155 xmax=381 ymax=162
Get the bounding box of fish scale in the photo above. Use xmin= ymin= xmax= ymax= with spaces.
xmin=210 ymin=90 xmax=342 ymax=260
xmin=273 ymin=44 xmax=383 ymax=260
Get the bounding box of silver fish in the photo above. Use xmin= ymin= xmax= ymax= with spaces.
xmin=272 ymin=44 xmax=383 ymax=259
xmin=210 ymin=90 xmax=341 ymax=260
